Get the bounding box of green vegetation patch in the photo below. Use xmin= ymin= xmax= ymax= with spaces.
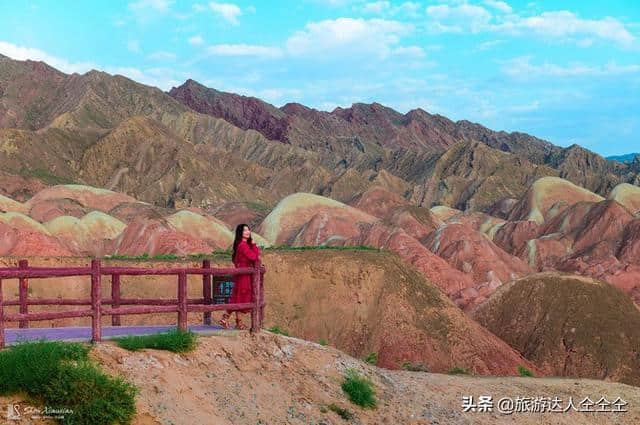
xmin=267 ymin=326 xmax=290 ymax=337
xmin=264 ymin=245 xmax=384 ymax=252
xmin=363 ymin=352 xmax=378 ymax=365
xmin=111 ymin=329 xmax=197 ymax=353
xmin=103 ymin=245 xmax=387 ymax=262
xmin=401 ymin=361 xmax=429 ymax=372
xmin=341 ymin=369 xmax=377 ymax=408
xmin=17 ymin=168 xmax=77 ymax=185
xmin=0 ymin=340 xmax=137 ymax=425
xmin=447 ymin=366 xmax=469 ymax=375
xmin=517 ymin=365 xmax=534 ymax=377
xmin=328 ymin=403 xmax=353 ymax=420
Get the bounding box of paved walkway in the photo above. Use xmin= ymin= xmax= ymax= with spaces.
xmin=4 ymin=324 xmax=228 ymax=345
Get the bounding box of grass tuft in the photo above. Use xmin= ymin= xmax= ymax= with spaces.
xmin=267 ymin=326 xmax=290 ymax=337
xmin=328 ymin=403 xmax=353 ymax=420
xmin=401 ymin=361 xmax=429 ymax=372
xmin=111 ymin=329 xmax=197 ymax=353
xmin=341 ymin=369 xmax=377 ymax=409
xmin=517 ymin=365 xmax=534 ymax=377
xmin=363 ymin=352 xmax=378 ymax=365
xmin=447 ymin=366 xmax=469 ymax=375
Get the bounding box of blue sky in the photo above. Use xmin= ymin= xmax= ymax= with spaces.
xmin=0 ymin=0 xmax=638 ymax=156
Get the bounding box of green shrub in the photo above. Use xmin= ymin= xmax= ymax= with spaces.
xmin=328 ymin=403 xmax=353 ymax=420
xmin=0 ymin=340 xmax=90 ymax=396
xmin=111 ymin=329 xmax=197 ymax=353
xmin=318 ymin=339 xmax=328 ymax=346
xmin=401 ymin=361 xmax=429 ymax=372
xmin=363 ymin=352 xmax=378 ymax=365
xmin=448 ymin=366 xmax=469 ymax=375
xmin=518 ymin=365 xmax=534 ymax=377
xmin=0 ymin=340 xmax=137 ymax=425
xmin=268 ymin=326 xmax=290 ymax=337
xmin=43 ymin=361 xmax=137 ymax=425
xmin=341 ymin=369 xmax=377 ymax=408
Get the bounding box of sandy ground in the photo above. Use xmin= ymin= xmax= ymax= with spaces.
xmin=2 ymin=330 xmax=639 ymax=424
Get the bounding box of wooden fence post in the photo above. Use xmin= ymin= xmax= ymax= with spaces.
xmin=0 ymin=278 xmax=4 ymax=349
xmin=18 ymin=260 xmax=28 ymax=328
xmin=178 ymin=271 xmax=187 ymax=331
xmin=202 ymin=260 xmax=211 ymax=325
xmin=91 ymin=259 xmax=102 ymax=343
xmin=259 ymin=264 xmax=265 ymax=328
xmin=250 ymin=265 xmax=259 ymax=333
xmin=111 ymin=274 xmax=121 ymax=326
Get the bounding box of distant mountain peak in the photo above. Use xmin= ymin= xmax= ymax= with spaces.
xmin=607 ymin=153 xmax=640 ymax=164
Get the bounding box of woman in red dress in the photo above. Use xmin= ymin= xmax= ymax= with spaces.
xmin=219 ymin=223 xmax=261 ymax=330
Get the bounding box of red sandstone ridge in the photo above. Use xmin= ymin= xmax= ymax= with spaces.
xmin=350 ymin=185 xmax=410 ymax=218
xmin=25 ymin=185 xmax=138 ymax=213
xmin=27 ymin=197 xmax=90 ymax=222
xmin=207 ymin=201 xmax=270 ymax=229
xmin=351 ymin=186 xmax=440 ymax=238
xmin=108 ymin=218 xmax=213 ymax=256
xmin=0 ymin=222 xmax=73 ymax=256
xmin=422 ymin=223 xmax=532 ymax=310
xmin=507 ymin=176 xmax=604 ymax=224
xmin=347 ymin=221 xmax=475 ymax=298
xmin=257 ymin=192 xmax=379 ymax=245
xmin=608 ymin=182 xmax=640 ymax=215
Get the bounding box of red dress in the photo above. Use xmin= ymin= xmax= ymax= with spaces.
xmin=229 ymin=240 xmax=260 ymax=313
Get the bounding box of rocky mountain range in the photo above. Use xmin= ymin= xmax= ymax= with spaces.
xmin=2 ymin=55 xmax=640 ymax=388
xmin=1 ymin=55 xmax=639 ymax=213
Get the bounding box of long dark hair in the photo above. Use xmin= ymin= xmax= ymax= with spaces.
xmin=232 ymin=223 xmax=254 ymax=263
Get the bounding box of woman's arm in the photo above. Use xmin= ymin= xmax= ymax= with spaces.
xmin=239 ymin=242 xmax=260 ymax=261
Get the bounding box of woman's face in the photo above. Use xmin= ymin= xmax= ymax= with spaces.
xmin=242 ymin=226 xmax=251 ymax=239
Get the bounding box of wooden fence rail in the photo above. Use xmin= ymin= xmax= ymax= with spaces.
xmin=0 ymin=259 xmax=266 ymax=348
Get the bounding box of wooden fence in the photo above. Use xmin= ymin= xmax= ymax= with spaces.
xmin=0 ymin=259 xmax=266 ymax=348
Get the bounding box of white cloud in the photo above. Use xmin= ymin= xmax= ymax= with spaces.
xmin=193 ymin=3 xmax=206 ymax=12
xmin=391 ymin=45 xmax=425 ymax=57
xmin=483 ymin=0 xmax=511 ymax=14
xmin=127 ymin=40 xmax=140 ymax=53
xmin=475 ymin=39 xmax=504 ymax=51
xmin=206 ymin=44 xmax=283 ymax=58
xmin=286 ymin=18 xmax=413 ymax=59
xmin=363 ymin=1 xmax=390 ymax=14
xmin=209 ymin=2 xmax=242 ymax=25
xmin=0 ymin=41 xmax=95 ymax=74
xmin=362 ymin=1 xmax=421 ymax=18
xmin=426 ymin=4 xmax=492 ymax=34
xmin=147 ymin=51 xmax=176 ymax=61
xmin=501 ymin=56 xmax=640 ymax=78
xmin=0 ymin=41 xmax=187 ymax=91
xmin=106 ymin=66 xmax=184 ymax=90
xmin=311 ymin=0 xmax=354 ymax=6
xmin=188 ymin=35 xmax=204 ymax=45
xmin=425 ymin=5 xmax=636 ymax=49
xmin=502 ymin=11 xmax=636 ymax=48
xmin=128 ymin=0 xmax=172 ymax=12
